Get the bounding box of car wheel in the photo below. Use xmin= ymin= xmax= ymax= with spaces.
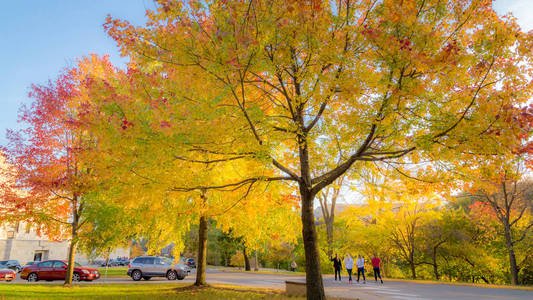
xmin=166 ymin=271 xmax=177 ymax=280
xmin=177 ymin=275 xmax=185 ymax=280
xmin=131 ymin=270 xmax=142 ymax=281
xmin=142 ymin=276 xmax=151 ymax=280
xmin=27 ymin=273 xmax=38 ymax=282
xmin=73 ymin=273 xmax=81 ymax=282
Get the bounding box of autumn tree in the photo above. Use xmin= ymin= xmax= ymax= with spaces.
xmin=78 ymin=52 xmax=299 ymax=286
xmin=419 ymin=209 xmax=471 ymax=280
xmin=461 ymin=160 xmax=533 ymax=285
xmin=216 ymin=192 xmax=301 ymax=271
xmin=342 ymin=182 xmax=442 ymax=279
xmin=106 ymin=0 xmax=533 ymax=297
xmin=2 ymin=67 xmax=99 ymax=285
xmin=453 ymin=98 xmax=533 ymax=285
xmin=77 ymin=192 xmax=137 ymax=261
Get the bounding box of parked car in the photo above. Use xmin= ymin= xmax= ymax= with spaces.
xmin=185 ymin=258 xmax=196 ymax=269
xmin=21 ymin=261 xmax=39 ymax=272
xmin=127 ymin=256 xmax=187 ymax=281
xmin=117 ymin=258 xmax=130 ymax=266
xmin=20 ymin=260 xmax=100 ymax=282
xmin=0 ymin=268 xmax=16 ymax=282
xmin=177 ymin=264 xmax=191 ymax=274
xmin=100 ymin=259 xmax=118 ymax=267
xmin=0 ymin=260 xmax=22 ymax=273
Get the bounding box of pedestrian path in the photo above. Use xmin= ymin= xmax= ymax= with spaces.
xmin=360 ymin=284 xmax=425 ymax=300
xmin=324 ymin=278 xmax=429 ymax=300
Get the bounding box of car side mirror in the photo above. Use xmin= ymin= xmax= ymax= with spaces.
xmin=62 ymin=265 xmax=67 ymax=269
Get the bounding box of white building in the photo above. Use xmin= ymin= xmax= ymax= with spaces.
xmin=0 ymin=152 xmax=129 ymax=265
xmin=0 ymin=221 xmax=129 ymax=265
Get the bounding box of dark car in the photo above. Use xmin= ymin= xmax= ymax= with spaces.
xmin=0 ymin=260 xmax=22 ymax=273
xmin=100 ymin=259 xmax=118 ymax=267
xmin=20 ymin=260 xmax=100 ymax=282
xmin=185 ymin=258 xmax=196 ymax=269
xmin=117 ymin=258 xmax=130 ymax=266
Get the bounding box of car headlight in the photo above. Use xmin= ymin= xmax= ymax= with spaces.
xmin=82 ymin=270 xmax=90 ymax=274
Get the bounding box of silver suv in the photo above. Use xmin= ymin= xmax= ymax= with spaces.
xmin=127 ymin=256 xmax=187 ymax=281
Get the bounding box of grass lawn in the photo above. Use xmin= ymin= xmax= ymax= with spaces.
xmin=0 ymin=283 xmax=305 ymax=300
xmin=96 ymin=267 xmax=128 ymax=278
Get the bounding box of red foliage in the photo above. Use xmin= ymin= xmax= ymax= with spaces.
xmin=0 ymin=68 xmax=88 ymax=239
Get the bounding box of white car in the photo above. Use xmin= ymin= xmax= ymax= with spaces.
xmin=127 ymin=256 xmax=187 ymax=281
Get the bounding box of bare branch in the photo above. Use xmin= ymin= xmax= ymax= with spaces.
xmin=171 ymin=176 xmax=295 ymax=192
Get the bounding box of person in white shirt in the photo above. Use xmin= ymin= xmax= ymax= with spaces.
xmin=344 ymin=254 xmax=354 ymax=283
xmin=356 ymin=255 xmax=366 ymax=283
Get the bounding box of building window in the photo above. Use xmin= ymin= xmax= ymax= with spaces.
xmin=25 ymin=223 xmax=31 ymax=234
xmin=7 ymin=231 xmax=15 ymax=239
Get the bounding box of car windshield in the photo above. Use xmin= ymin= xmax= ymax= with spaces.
xmin=163 ymin=258 xmax=174 ymax=264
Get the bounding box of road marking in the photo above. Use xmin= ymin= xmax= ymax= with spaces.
xmin=361 ymin=286 xmax=401 ymax=291
xmin=447 ymin=291 xmax=524 ymax=299
xmin=374 ymin=291 xmax=420 ymax=297
xmin=389 ymin=296 xmax=427 ymax=300
xmin=353 ymin=285 xmax=426 ymax=300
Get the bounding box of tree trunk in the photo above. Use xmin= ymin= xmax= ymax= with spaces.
xmin=409 ymin=259 xmax=416 ymax=279
xmin=254 ymin=250 xmax=259 ymax=271
xmin=64 ymin=238 xmax=78 ymax=286
xmin=243 ymin=246 xmax=251 ymax=271
xmin=64 ymin=199 xmax=79 ymax=286
xmin=326 ymin=220 xmax=334 ymax=258
xmin=432 ymin=247 xmax=439 ymax=280
xmin=504 ymin=225 xmax=519 ymax=285
xmin=301 ymin=189 xmax=326 ymax=300
xmin=195 ymin=215 xmax=208 ymax=286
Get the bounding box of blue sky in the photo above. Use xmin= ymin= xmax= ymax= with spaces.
xmin=0 ymin=0 xmax=531 ymax=146
xmin=0 ymin=0 xmax=154 ymax=146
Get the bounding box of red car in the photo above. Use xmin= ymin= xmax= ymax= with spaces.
xmin=20 ymin=260 xmax=100 ymax=282
xmin=0 ymin=268 xmax=16 ymax=281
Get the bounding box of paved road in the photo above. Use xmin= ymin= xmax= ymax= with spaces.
xmin=7 ymin=268 xmax=533 ymax=300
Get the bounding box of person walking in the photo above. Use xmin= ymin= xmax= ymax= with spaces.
xmin=344 ymin=254 xmax=354 ymax=283
xmin=291 ymin=261 xmax=297 ymax=272
xmin=356 ymin=254 xmax=366 ymax=283
xmin=331 ymin=254 xmax=342 ymax=281
xmin=371 ymin=254 xmax=383 ymax=284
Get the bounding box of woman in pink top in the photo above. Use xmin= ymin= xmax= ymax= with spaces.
xmin=371 ymin=254 xmax=383 ymax=284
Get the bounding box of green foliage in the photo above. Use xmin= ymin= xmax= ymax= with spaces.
xmin=230 ymin=252 xmax=245 ymax=268
xmin=78 ymin=192 xmax=136 ymax=258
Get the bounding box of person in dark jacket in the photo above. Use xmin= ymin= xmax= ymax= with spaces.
xmin=331 ymin=254 xmax=342 ymax=281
